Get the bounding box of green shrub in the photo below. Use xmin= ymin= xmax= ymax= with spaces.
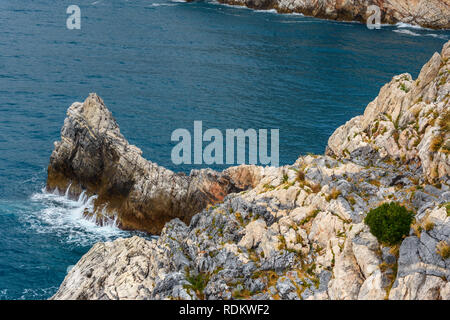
xmin=399 ymin=83 xmax=410 ymax=93
xmin=364 ymin=202 xmax=414 ymax=245
xmin=183 ymin=271 xmax=210 ymax=300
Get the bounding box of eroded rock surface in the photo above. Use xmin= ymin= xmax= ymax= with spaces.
xmin=47 ymin=94 xmax=262 ymax=234
xmin=215 ymin=0 xmax=450 ymax=29
xmin=327 ymin=41 xmax=450 ymax=184
xmin=52 ymin=42 xmax=449 ymax=300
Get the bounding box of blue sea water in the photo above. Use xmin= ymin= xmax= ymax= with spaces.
xmin=0 ymin=0 xmax=448 ymax=300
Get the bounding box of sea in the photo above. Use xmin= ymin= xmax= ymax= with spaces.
xmin=0 ymin=0 xmax=448 ymax=299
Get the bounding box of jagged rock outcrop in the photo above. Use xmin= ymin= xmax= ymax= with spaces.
xmin=216 ymin=0 xmax=450 ymax=29
xmin=327 ymin=41 xmax=450 ymax=184
xmin=52 ymin=42 xmax=449 ymax=300
xmin=47 ymin=94 xmax=262 ymax=234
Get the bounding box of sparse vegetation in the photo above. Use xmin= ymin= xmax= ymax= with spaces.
xmin=294 ymin=167 xmax=321 ymax=194
xmin=266 ymin=271 xmax=279 ymax=288
xmin=399 ymin=83 xmax=410 ymax=93
xmin=263 ymin=184 xmax=275 ymax=192
xmin=364 ymin=202 xmax=414 ymax=245
xmin=436 ymin=241 xmax=450 ymax=260
xmin=411 ymin=220 xmax=422 ymax=238
xmin=326 ymin=188 xmax=341 ymax=201
xmin=183 ymin=271 xmax=210 ymax=300
xmin=394 ymin=114 xmax=401 ymax=130
xmin=277 ymin=235 xmax=287 ymax=250
xmin=206 ymin=204 xmax=218 ymax=211
xmin=235 ymin=212 xmax=244 ymax=226
xmin=410 ymin=176 xmax=420 ymax=185
xmin=424 ymin=220 xmax=435 ymax=232
xmin=369 ymin=180 xmax=381 ymax=187
xmin=430 ymin=135 xmax=444 ymax=152
xmin=383 ymin=244 xmax=400 ymax=300
xmin=439 ymin=109 xmax=450 ymax=132
xmin=371 ymin=121 xmax=379 ymax=136
xmin=393 ymin=131 xmax=399 ymax=144
xmin=347 ymin=196 xmax=356 ymax=206
xmin=309 ymin=183 xmax=321 ymax=193
xmin=299 ymin=209 xmax=320 ymax=226
xmin=232 ymin=288 xmax=252 ymax=299
xmin=296 ymin=169 xmax=305 ymax=182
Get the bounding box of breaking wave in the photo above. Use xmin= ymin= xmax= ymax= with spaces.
xmin=25 ymin=186 xmax=131 ymax=247
xmin=394 ymin=29 xmax=422 ymax=37
xmin=393 ymin=23 xmax=449 ymax=40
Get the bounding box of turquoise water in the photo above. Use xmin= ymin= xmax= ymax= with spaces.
xmin=0 ymin=0 xmax=448 ymax=299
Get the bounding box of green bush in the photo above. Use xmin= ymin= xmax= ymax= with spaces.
xmin=364 ymin=202 xmax=414 ymax=245
xmin=183 ymin=271 xmax=210 ymax=299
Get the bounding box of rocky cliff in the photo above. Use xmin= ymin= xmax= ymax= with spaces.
xmin=52 ymin=41 xmax=449 ymax=300
xmin=46 ymin=94 xmax=262 ymax=234
xmin=327 ymin=42 xmax=450 ymax=183
xmin=215 ymin=0 xmax=450 ymax=29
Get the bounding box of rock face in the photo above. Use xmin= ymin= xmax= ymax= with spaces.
xmin=52 ymin=42 xmax=449 ymax=300
xmin=327 ymin=40 xmax=450 ymax=184
xmin=47 ymin=94 xmax=261 ymax=234
xmin=216 ymin=0 xmax=450 ymax=29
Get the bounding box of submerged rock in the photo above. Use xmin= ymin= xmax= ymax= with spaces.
xmin=52 ymin=41 xmax=449 ymax=300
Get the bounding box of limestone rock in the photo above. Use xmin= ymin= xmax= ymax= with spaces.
xmin=51 ymin=42 xmax=450 ymax=300
xmin=47 ymin=94 xmax=262 ymax=234
xmin=52 ymin=236 xmax=157 ymax=300
xmin=327 ymin=43 xmax=449 ymax=184
xmin=217 ymin=0 xmax=450 ymax=29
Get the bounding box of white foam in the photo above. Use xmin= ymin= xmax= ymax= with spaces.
xmin=27 ymin=189 xmax=128 ymax=247
xmin=66 ymin=265 xmax=75 ymax=274
xmin=211 ymin=2 xmax=285 ymax=15
xmin=425 ymin=33 xmax=449 ymax=40
xmin=18 ymin=287 xmax=59 ymax=300
xmin=393 ymin=28 xmax=448 ymax=40
xmin=395 ymin=22 xmax=427 ymax=30
xmin=254 ymin=9 xmax=277 ymax=14
xmin=64 ymin=183 xmax=72 ymax=198
xmin=213 ymin=2 xmax=250 ymax=10
xmin=394 ymin=29 xmax=421 ymax=36
xmin=150 ymin=3 xmax=178 ymax=7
